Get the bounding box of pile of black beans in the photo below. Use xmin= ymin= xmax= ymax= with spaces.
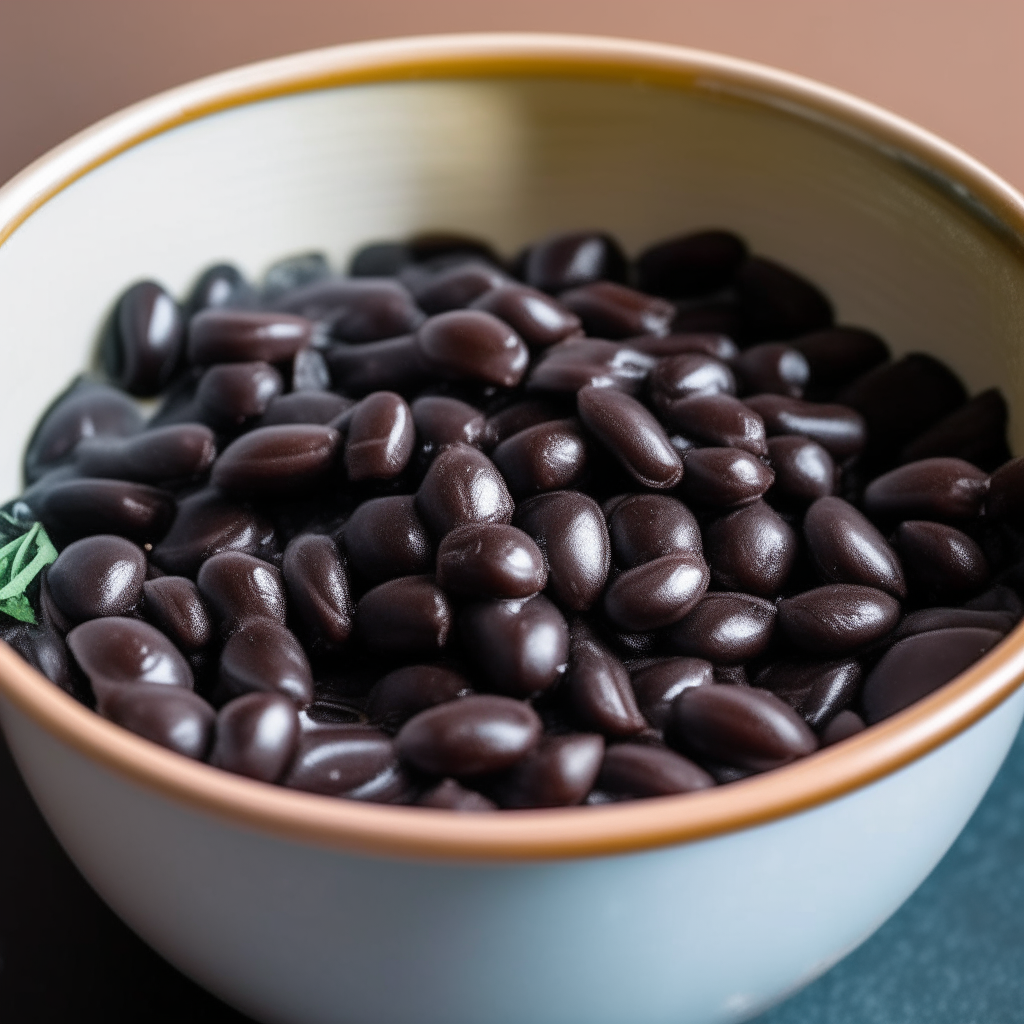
xmin=5 ymin=226 xmax=1024 ymax=812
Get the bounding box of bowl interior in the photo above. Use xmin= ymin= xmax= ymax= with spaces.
xmin=1 ymin=71 xmax=1023 ymax=496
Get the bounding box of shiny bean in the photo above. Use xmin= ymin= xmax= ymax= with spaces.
xmin=416 ymin=311 xmax=529 ymax=388
xmin=99 ymin=683 xmax=214 ymax=758
xmin=558 ymin=281 xmax=675 ymax=339
xmin=195 ymin=361 xmax=284 ymax=429
xmin=184 ymin=263 xmax=257 ymax=318
xmin=411 ymin=396 xmax=485 ymax=448
xmin=416 ymin=443 xmax=514 ymax=537
xmin=366 ymin=665 xmax=470 ymax=732
xmin=659 ymin=393 xmax=768 ymax=456
xmin=47 ymin=535 xmax=146 ymax=624
xmin=260 ymin=392 xmax=352 ymax=427
xmin=210 ymin=691 xmax=300 ymax=782
xmin=37 ymin=478 xmax=175 ymax=545
xmin=101 ymin=281 xmax=184 ymax=396
xmin=744 ymin=394 xmax=866 ymax=460
xmin=278 ymin=278 xmax=424 ymax=342
xmin=323 ymin=335 xmax=428 ymax=396
xmin=565 ymin=626 xmax=646 ymax=736
xmin=470 ymin=284 xmax=581 ymax=346
xmin=489 ymin=734 xmax=605 ymax=808
xmin=344 ymin=392 xmax=414 ymax=481
xmin=893 ymin=520 xmax=990 ymax=600
xmin=790 ymin=326 xmax=889 ymax=395
xmin=343 ymin=495 xmax=433 ymax=584
xmin=649 ymin=353 xmax=736 ymax=400
xmin=735 ymin=257 xmax=834 ymax=341
xmin=482 ymin=399 xmax=564 ymax=449
xmin=213 ymin=424 xmax=340 ymax=494
xmin=777 ymin=584 xmax=900 ymax=654
xmin=679 ymin=447 xmax=774 ymax=508
xmin=598 ymin=744 xmax=715 ymax=797
xmin=577 ymin=385 xmax=682 ymax=489
xmin=803 ymin=495 xmax=906 ymax=597
xmin=283 ymin=725 xmax=397 ymax=795
xmin=142 ymin=576 xmax=213 ymax=655
xmin=668 ymin=683 xmax=818 ymax=771
xmin=514 ymin=490 xmax=610 ymax=611
xmin=703 ymin=500 xmax=798 ymax=595
xmin=527 ymin=339 xmax=655 ymax=394
xmin=635 ymin=230 xmax=747 ymax=298
xmin=627 ymin=333 xmax=739 ymax=361
xmin=608 ymin=494 xmax=701 ymax=567
xmin=862 ymin=627 xmax=1004 ymax=723
xmin=820 ymin=709 xmax=866 ymax=745
xmin=863 ymin=457 xmax=989 ymax=521
xmin=900 ymin=389 xmax=1009 ymax=469
xmin=396 ymin=694 xmax=542 ymax=776
xmin=766 ymin=435 xmax=836 ymax=503
xmin=754 ymin=659 xmax=861 ymax=730
xmin=459 ymin=595 xmax=569 ymax=696
xmin=418 ymin=779 xmax=497 ymax=811
xmin=886 ymin=606 xmax=1016 ymax=647
xmin=733 ymin=343 xmax=810 ymax=398
xmin=355 ymin=575 xmax=451 ymax=656
xmin=218 ymin=617 xmax=313 ymax=706
xmin=663 ymin=592 xmax=776 ymax=664
xmin=282 ymin=533 xmax=352 ymax=652
xmin=3 ymin=622 xmax=77 ymax=697
xmin=76 ymin=424 xmax=216 ymax=485
xmin=631 ymin=657 xmax=713 ymax=729
xmin=436 ymin=523 xmax=547 ymax=599
xmin=187 ymin=309 xmax=312 ymax=365
xmin=523 ymin=230 xmax=628 ymax=293
xmin=604 ymin=554 xmax=710 ymax=631
xmin=196 ymin=550 xmax=287 ymax=634
xmin=408 ymin=232 xmax=500 ymax=265
xmin=412 ymin=261 xmax=508 ymax=314
xmin=491 ymin=418 xmax=589 ymax=496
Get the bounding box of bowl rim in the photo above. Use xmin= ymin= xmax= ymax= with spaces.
xmin=2 ymin=31 xmax=1024 ymax=862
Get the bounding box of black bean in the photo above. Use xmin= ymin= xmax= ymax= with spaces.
xmin=196 ymin=550 xmax=287 ymax=634
xmin=416 ymin=443 xmax=513 ymax=537
xmin=885 ymin=607 xmax=1016 ymax=647
xmin=791 ymin=326 xmax=889 ymax=395
xmin=754 ymin=659 xmax=861 ymax=730
xmin=355 ymin=575 xmax=451 ymax=656
xmin=598 ymin=744 xmax=714 ymax=797
xmin=142 ymin=576 xmax=213 ymax=655
xmin=323 ymin=335 xmax=427 ymax=396
xmin=564 ymin=626 xmax=646 ymax=736
xmin=820 ymin=709 xmax=866 ymax=745
xmin=3 ymin=622 xmax=77 ymax=697
xmin=635 ymin=230 xmax=747 ymax=298
xmin=491 ymin=418 xmax=588 ymax=496
xmin=679 ymin=448 xmax=774 ymax=508
xmin=527 ymin=339 xmax=655 ymax=394
xmin=210 ymin=691 xmax=300 ymax=782
xmin=523 ymin=231 xmax=628 ymax=293
xmin=965 ymin=586 xmax=1024 ymax=617
xmin=658 ymin=393 xmax=768 ymax=455
xmin=408 ymin=231 xmax=500 ymax=266
xmin=668 ymin=684 xmax=818 ymax=771
xmin=735 ymin=257 xmax=834 ymax=341
xmin=187 ymin=310 xmax=313 ymax=365
xmin=195 ymin=361 xmax=284 ymax=429
xmin=558 ymin=281 xmax=675 ymax=339
xmin=631 ymin=657 xmax=713 ymax=729
xmin=282 ymin=533 xmax=352 ymax=652
xmin=436 ymin=523 xmax=546 ymax=599
xmin=649 ymin=353 xmax=737 ymax=401
xmin=861 ymin=627 xmax=1004 ymax=723
xmin=482 ymin=399 xmax=564 ymax=449
xmin=100 ymin=683 xmax=214 ymax=758
xmin=608 ymin=494 xmax=701 ymax=568
xmin=344 ymin=392 xmax=414 ymax=481
xmin=411 ymin=396 xmax=485 ymax=448
xmin=863 ymin=457 xmax=989 ymax=522
xmin=459 ymin=595 xmax=569 ymax=696
xmin=987 ymin=456 xmax=1024 ymax=524
xmin=628 ymin=333 xmax=739 ymax=361
xmin=703 ymin=500 xmax=798 ymax=595
xmin=470 ymin=284 xmax=581 ymax=346
xmin=102 ymin=281 xmax=184 ymax=396
xmin=278 ymin=278 xmax=425 ymax=342
xmin=76 ymin=424 xmax=216 ymax=485
xmin=744 ymin=394 xmax=866 ymax=460
xmin=766 ymin=435 xmax=836 ymax=503
xmin=604 ymin=554 xmax=710 ymax=631
xmin=283 ymin=725 xmax=397 ymax=795
xmin=259 ymin=392 xmax=353 ymax=427
xmin=184 ymin=263 xmax=257 ymax=319
xmin=261 ymin=252 xmax=331 ymax=301
xmin=218 ymin=618 xmax=313 ymax=706
xmin=343 ymin=495 xmax=433 ymax=584
xmin=777 ymin=584 xmax=900 ymax=654
xmin=47 ymin=535 xmax=146 ymax=624
xmin=893 ymin=521 xmax=990 ymax=600
xmin=37 ymin=478 xmax=175 ymax=545
xmin=418 ymin=779 xmax=497 ymax=811
xmin=803 ymin=495 xmax=906 ymax=597
xmin=489 ymin=734 xmax=605 ymax=808
xmin=664 ymin=592 xmax=776 ymax=664
xmin=734 ymin=342 xmax=810 ymax=398
xmin=412 ymin=261 xmax=509 ymax=314
xmin=900 ymin=389 xmax=1009 ymax=468
xmin=366 ymin=665 xmax=470 ymax=732
xmin=416 ymin=311 xmax=529 ymax=388
xmin=213 ymin=424 xmax=340 ymax=494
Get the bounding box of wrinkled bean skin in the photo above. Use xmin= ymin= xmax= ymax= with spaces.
xmin=491 ymin=419 xmax=589 ymax=496
xmin=791 ymin=326 xmax=890 ymax=396
xmin=436 ymin=523 xmax=547 ymax=599
xmin=344 ymin=392 xmax=414 ymax=481
xmin=213 ymin=424 xmax=340 ymax=494
xmin=416 ymin=443 xmax=514 ymax=537
xmin=803 ymin=496 xmax=906 ymax=598
xmin=659 ymin=393 xmax=768 ymax=456
xmin=863 ymin=458 xmax=989 ymax=522
xmin=411 ymin=396 xmax=485 ymax=448
xmin=664 ymin=592 xmax=776 ymax=664
xmin=635 ymin=230 xmax=748 ymax=298
xmin=668 ymin=683 xmax=818 ymax=771
xmin=418 ymin=778 xmax=496 ymax=811
xmin=470 ymin=284 xmax=582 ymax=346
xmin=483 ymin=399 xmax=564 ymax=449
xmin=187 ymin=309 xmax=312 ymax=365
xmin=459 ymin=595 xmax=569 ymax=696
xmin=862 ymin=627 xmax=1004 ymax=723
xmin=820 ymin=709 xmax=866 ymax=745
xmin=210 ymin=691 xmax=300 ymax=782
xmin=343 ymin=495 xmax=433 ymax=584
xmin=196 ymin=551 xmax=287 ymax=634
xmin=515 ymin=491 xmax=610 ymax=611
xmin=558 ymin=282 xmax=675 ymax=339
xmin=766 ymin=435 xmax=836 ymax=503
xmin=565 ymin=627 xmax=647 ymax=736
xmin=777 ymin=584 xmax=900 ymax=655
xmin=324 ymin=335 xmax=427 ymax=396
xmin=260 ymin=392 xmax=352 ymax=427
xmin=24 ymin=381 xmax=144 ymax=483
xmin=679 ymin=448 xmax=774 ymax=508
xmin=283 ymin=725 xmax=397 ymax=795
xmin=278 ymin=278 xmax=425 ymax=343
xmin=598 ymin=744 xmax=715 ymax=797
xmin=417 ymin=311 xmax=529 ymax=388
xmin=735 ymin=257 xmax=834 ymax=341
xmin=987 ymin=456 xmax=1024 ymax=524
xmin=366 ymin=665 xmax=470 ymax=732
xmin=66 ymin=617 xmax=194 ymax=706
xmin=527 ymin=339 xmax=655 ymax=394
xmin=733 ymin=343 xmax=810 ymax=398
xmin=523 ymin=231 xmax=628 ymax=293
xmin=99 ymin=683 xmax=214 ymax=758
xmin=282 ymin=534 xmax=352 ymax=652
xmin=396 ymin=694 xmax=542 ymax=776
xmin=355 ymin=576 xmax=451 ymax=656
xmin=218 ymin=618 xmax=313 ymax=706
xmin=195 ymin=361 xmax=284 ymax=429
xmin=142 ymin=576 xmax=213 ymax=654
xmin=76 ymin=424 xmax=216 ymax=485
xmin=755 ymin=659 xmax=861 ymax=730
xmin=184 ymin=263 xmax=258 ymax=319
xmin=412 ymin=261 xmax=508 ymax=314
xmin=47 ymin=535 xmax=146 ymax=624
xmin=631 ymin=657 xmax=713 ymax=728
xmin=489 ymin=734 xmax=605 ymax=808
xmin=102 ymin=281 xmax=184 ymax=396
xmin=150 ymin=489 xmax=277 ymax=578
xmin=608 ymin=494 xmax=701 ymax=568
xmin=744 ymin=394 xmax=866 ymax=460
xmin=604 ymin=554 xmax=710 ymax=631
xmin=893 ymin=520 xmax=990 ymax=600
xmin=901 ymin=389 xmax=1009 ymax=468
xmin=577 ymin=385 xmax=682 ymax=488
xmin=703 ymin=500 xmax=798 ymax=596
xmin=649 ymin=353 xmax=737 ymax=400
xmin=37 ymin=478 xmax=175 ymax=545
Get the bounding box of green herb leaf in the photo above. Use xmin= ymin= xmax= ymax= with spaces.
xmin=0 ymin=518 xmax=58 ymax=625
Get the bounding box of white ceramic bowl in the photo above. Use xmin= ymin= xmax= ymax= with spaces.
xmin=2 ymin=34 xmax=1024 ymax=1024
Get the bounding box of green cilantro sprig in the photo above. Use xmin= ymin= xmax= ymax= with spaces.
xmin=0 ymin=515 xmax=57 ymax=624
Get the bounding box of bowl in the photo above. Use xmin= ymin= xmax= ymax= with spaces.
xmin=2 ymin=33 xmax=1024 ymax=1024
